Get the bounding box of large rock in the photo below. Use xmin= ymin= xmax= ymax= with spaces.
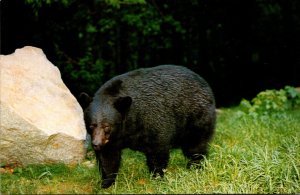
xmin=0 ymin=46 xmax=87 ymax=166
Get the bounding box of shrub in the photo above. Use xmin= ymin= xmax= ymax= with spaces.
xmin=238 ymin=86 xmax=300 ymax=118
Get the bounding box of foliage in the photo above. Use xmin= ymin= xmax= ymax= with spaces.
xmin=104 ymin=0 xmax=146 ymax=8
xmin=239 ymin=86 xmax=300 ymax=118
xmin=1 ymin=108 xmax=300 ymax=193
xmin=22 ymin=0 xmax=186 ymax=95
xmin=6 ymin=0 xmax=300 ymax=105
xmin=25 ymin=0 xmax=145 ymax=7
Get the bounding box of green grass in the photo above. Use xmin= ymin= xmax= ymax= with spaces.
xmin=1 ymin=108 xmax=299 ymax=194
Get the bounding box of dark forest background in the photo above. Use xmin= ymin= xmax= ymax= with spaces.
xmin=1 ymin=0 xmax=300 ymax=107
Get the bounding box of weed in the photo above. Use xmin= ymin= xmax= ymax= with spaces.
xmin=1 ymin=93 xmax=299 ymax=193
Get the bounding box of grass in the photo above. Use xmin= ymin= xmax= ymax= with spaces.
xmin=1 ymin=107 xmax=299 ymax=194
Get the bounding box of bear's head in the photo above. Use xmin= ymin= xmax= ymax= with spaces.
xmin=81 ymin=79 xmax=132 ymax=151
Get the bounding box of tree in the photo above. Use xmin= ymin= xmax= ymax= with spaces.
xmin=2 ymin=0 xmax=299 ymax=106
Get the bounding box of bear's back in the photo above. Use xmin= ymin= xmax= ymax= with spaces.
xmin=114 ymin=65 xmax=215 ymax=117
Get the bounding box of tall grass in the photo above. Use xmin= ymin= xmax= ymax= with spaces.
xmin=1 ymin=108 xmax=299 ymax=194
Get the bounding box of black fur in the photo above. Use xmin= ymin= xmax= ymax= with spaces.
xmin=83 ymin=65 xmax=216 ymax=188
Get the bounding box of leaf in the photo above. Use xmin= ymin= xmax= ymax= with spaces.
xmin=86 ymin=24 xmax=97 ymax=33
xmin=38 ymin=171 xmax=52 ymax=179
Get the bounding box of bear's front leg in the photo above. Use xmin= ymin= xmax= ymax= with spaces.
xmin=146 ymin=151 xmax=169 ymax=177
xmin=97 ymin=149 xmax=121 ymax=188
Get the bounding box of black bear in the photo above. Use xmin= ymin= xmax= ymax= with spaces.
xmin=82 ymin=65 xmax=216 ymax=188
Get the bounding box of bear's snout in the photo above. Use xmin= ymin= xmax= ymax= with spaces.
xmin=92 ymin=126 xmax=110 ymax=151
xmin=92 ymin=137 xmax=109 ymax=150
xmin=92 ymin=138 xmax=102 ymax=150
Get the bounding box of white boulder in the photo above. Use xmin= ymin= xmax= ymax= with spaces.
xmin=0 ymin=46 xmax=87 ymax=165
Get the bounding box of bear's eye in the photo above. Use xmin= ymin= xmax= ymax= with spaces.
xmin=102 ymin=122 xmax=110 ymax=128
xmin=104 ymin=126 xmax=110 ymax=133
xmin=89 ymin=124 xmax=97 ymax=130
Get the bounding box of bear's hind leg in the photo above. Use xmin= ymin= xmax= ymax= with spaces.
xmin=182 ymin=116 xmax=215 ymax=168
xmin=182 ymin=141 xmax=208 ymax=168
xmin=146 ymin=151 xmax=170 ymax=177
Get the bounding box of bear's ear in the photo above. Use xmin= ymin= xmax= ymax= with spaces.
xmin=78 ymin=92 xmax=93 ymax=110
xmin=113 ymin=96 xmax=132 ymax=117
xmin=105 ymin=79 xmax=123 ymax=96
